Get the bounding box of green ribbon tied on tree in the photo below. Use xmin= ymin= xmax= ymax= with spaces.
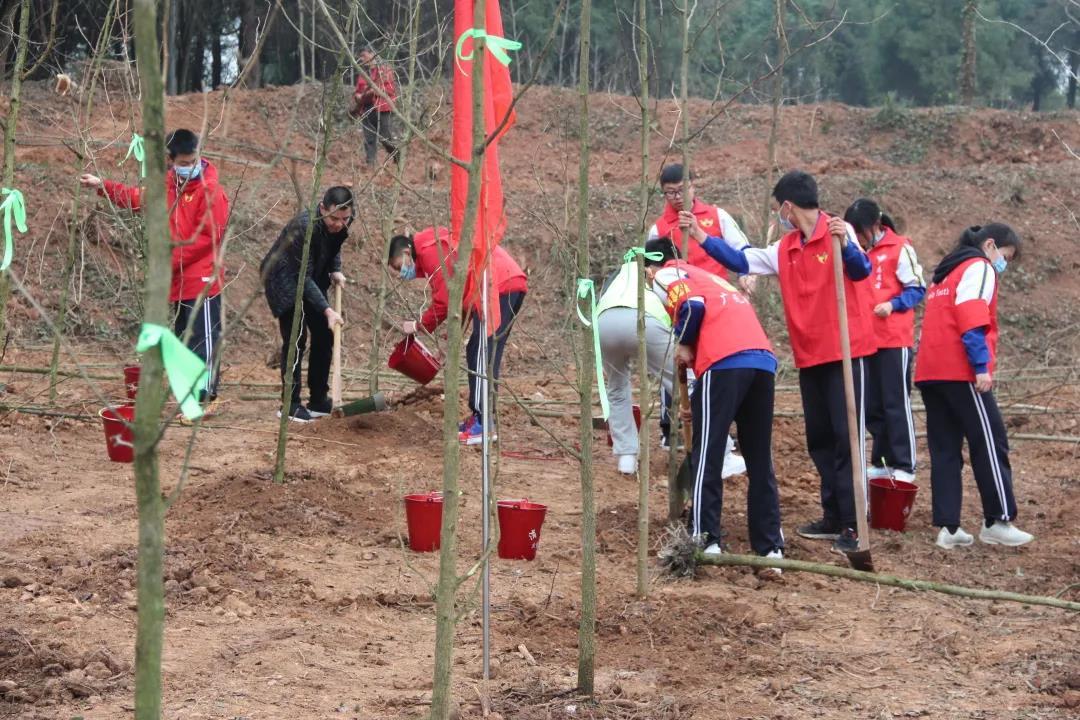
xmin=623 ymin=246 xmax=664 ymax=264
xmin=0 ymin=187 xmax=27 ymax=272
xmin=122 ymin=132 xmax=147 ymax=178
xmin=135 ymin=323 xmax=210 ymax=421
xmin=575 ymin=278 xmax=610 ymax=420
xmin=455 ymin=28 xmax=522 ymax=67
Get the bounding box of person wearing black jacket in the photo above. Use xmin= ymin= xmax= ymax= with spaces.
xmin=261 ymin=186 xmax=353 ymax=422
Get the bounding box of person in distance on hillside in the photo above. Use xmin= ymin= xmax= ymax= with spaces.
xmin=388 ymin=228 xmax=527 ymax=445
xmin=644 ymin=238 xmax=784 ymax=568
xmin=915 ymin=223 xmax=1033 ymax=549
xmin=260 ymin=186 xmax=352 ymax=423
xmin=685 ymin=170 xmax=877 ymax=557
xmin=80 ymin=128 xmax=230 ymax=416
xmin=352 ymin=46 xmax=399 ymax=167
xmin=844 ymin=199 xmax=925 ymax=483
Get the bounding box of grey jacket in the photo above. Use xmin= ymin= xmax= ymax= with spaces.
xmin=260 ymin=210 xmax=346 ymax=318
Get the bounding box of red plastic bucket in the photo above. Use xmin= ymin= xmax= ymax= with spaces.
xmin=403 ymin=491 xmax=444 ymax=552
xmin=388 ymin=335 xmax=441 ymax=385
xmin=869 ymin=477 xmax=918 ymax=532
xmin=100 ymin=405 xmax=136 ymax=463
xmin=123 ymin=365 xmax=141 ymax=400
xmin=607 ymin=403 xmax=641 ymax=447
xmin=497 ymin=499 xmax=548 ymax=560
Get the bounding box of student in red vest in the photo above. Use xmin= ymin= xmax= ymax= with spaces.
xmin=387 ymin=227 xmax=528 ymax=445
xmin=685 ymin=170 xmax=876 ymax=555
xmin=352 ymin=46 xmax=399 ymax=167
xmin=644 ymin=238 xmax=784 ymax=567
xmin=844 ymin=199 xmax=925 ymax=483
xmin=915 ymin=224 xmax=1033 ymax=548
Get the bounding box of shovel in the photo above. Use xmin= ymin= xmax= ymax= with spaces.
xmin=674 ymin=364 xmax=695 ymax=516
xmin=830 ymin=231 xmax=875 ymax=572
xmin=330 ymin=283 xmax=343 ymax=414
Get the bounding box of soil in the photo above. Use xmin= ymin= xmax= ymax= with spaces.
xmin=0 ymin=80 xmax=1078 ymax=718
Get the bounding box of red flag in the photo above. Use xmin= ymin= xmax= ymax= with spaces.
xmin=451 ymin=0 xmax=516 ymax=330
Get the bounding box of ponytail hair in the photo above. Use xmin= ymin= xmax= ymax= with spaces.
xmin=643 ymin=236 xmax=680 ymax=266
xmin=843 ymin=198 xmax=897 ymax=234
xmin=956 ymin=223 xmax=1022 ymax=260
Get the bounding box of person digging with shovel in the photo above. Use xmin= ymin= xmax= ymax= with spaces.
xmin=260 ymin=186 xmax=352 ymax=423
xmin=644 ymin=237 xmax=785 ymax=569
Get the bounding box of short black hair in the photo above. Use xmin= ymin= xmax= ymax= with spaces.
xmin=165 ymin=128 xmax=199 ymax=158
xmin=659 ymin=163 xmax=692 ymax=186
xmin=387 ymin=234 xmax=414 ymax=264
xmin=957 ymin=223 xmax=1022 ymax=261
xmin=321 ymin=186 xmax=353 ymax=211
xmin=772 ymin=170 xmax=819 ymax=209
xmin=843 ymin=198 xmax=896 ymax=234
xmin=643 ymin=237 xmax=680 ymax=266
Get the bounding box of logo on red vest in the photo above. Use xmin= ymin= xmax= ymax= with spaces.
xmin=699 ymin=218 xmax=714 ymax=228
xmin=815 ymin=252 xmax=829 ymax=264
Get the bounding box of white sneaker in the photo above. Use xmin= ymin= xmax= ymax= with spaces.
xmin=866 ymin=466 xmax=891 ymax=480
xmin=616 ymin=454 xmax=637 ymax=475
xmin=935 ymin=526 xmax=974 ymax=549
xmin=979 ymin=521 xmax=1034 ymax=547
xmin=761 ymin=548 xmax=783 ymax=575
xmin=892 ymin=469 xmax=916 ymax=483
xmin=703 ymin=543 xmax=723 ymax=557
xmin=721 ymin=452 xmax=747 ymax=479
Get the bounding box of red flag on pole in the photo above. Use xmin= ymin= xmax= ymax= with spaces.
xmin=451 ymin=0 xmax=517 ymax=329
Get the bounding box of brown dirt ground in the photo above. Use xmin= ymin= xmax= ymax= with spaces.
xmin=0 ymin=80 xmax=1078 ymax=718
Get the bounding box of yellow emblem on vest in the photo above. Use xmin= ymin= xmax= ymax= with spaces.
xmin=699 ymin=217 xmax=714 ymax=228
xmin=183 ymin=193 xmax=194 ymax=203
xmin=815 ymin=252 xmax=829 ymax=264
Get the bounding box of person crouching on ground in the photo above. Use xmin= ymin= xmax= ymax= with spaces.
xmin=388 ymin=227 xmax=527 ymax=445
xmin=915 ymin=223 xmax=1033 ymax=549
xmin=260 ymin=186 xmax=352 ymax=423
xmin=644 ymin=238 xmax=784 ymax=567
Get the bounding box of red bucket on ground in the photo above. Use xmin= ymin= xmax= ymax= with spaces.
xmin=606 ymin=403 xmax=641 ymax=447
xmin=403 ymin=491 xmax=444 ymax=552
xmin=869 ymin=477 xmax=919 ymax=532
xmin=100 ymin=405 xmax=136 ymax=463
xmin=388 ymin=335 xmax=441 ymax=385
xmin=123 ymin=365 xmax=141 ymax=399
xmin=497 ymin=499 xmax=548 ymax=560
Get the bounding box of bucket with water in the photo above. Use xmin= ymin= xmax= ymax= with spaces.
xmin=869 ymin=476 xmax=918 ymax=532
xmin=100 ymin=405 xmax=136 ymax=463
xmin=403 ymin=491 xmax=444 ymax=551
xmin=497 ymin=499 xmax=548 ymax=560
xmin=388 ymin=335 xmax=441 ymax=385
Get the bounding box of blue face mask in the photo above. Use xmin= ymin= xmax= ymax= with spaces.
xmin=399 ymin=262 xmax=417 ymax=281
xmin=777 ymin=208 xmax=795 ymax=233
xmin=873 ymin=229 xmax=885 ymax=245
xmin=174 ymin=162 xmax=202 ymax=181
xmin=992 ymin=256 xmax=1007 ymax=274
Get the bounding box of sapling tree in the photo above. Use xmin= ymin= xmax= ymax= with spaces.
xmin=0 ymin=0 xmax=30 ymax=341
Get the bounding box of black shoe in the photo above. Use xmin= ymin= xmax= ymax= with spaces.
xmin=831 ymin=528 xmax=859 ymax=555
xmin=307 ymin=397 xmax=333 ymax=417
xmin=277 ymin=404 xmax=314 ymax=423
xmin=796 ymin=518 xmax=841 ymax=540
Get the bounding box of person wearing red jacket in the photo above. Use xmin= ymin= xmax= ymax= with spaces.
xmin=914 ymin=223 xmax=1033 ymax=549
xmin=844 ymin=199 xmax=925 ymax=483
xmin=645 ymin=239 xmax=784 ymax=568
xmin=387 ymin=227 xmax=528 ymax=445
xmin=80 ymin=129 xmax=230 ymax=412
xmin=352 ymin=46 xmax=399 ymax=167
xmin=689 ymin=170 xmax=876 ymax=556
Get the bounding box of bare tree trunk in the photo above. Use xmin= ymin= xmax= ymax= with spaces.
xmin=297 ymin=0 xmax=306 ymax=81
xmin=165 ymin=0 xmax=179 ymax=95
xmin=575 ymin=0 xmax=596 ymax=697
xmin=959 ymin=0 xmax=977 ymax=105
xmin=212 ymin=27 xmax=222 ymax=88
xmin=429 ymin=0 xmax=489 ymax=715
xmin=0 ymin=0 xmax=30 ymax=342
xmin=131 ymin=0 xmax=171 ymax=714
xmin=634 ymin=0 xmax=650 ymax=601
xmin=1068 ymin=53 xmax=1078 ymax=109
xmin=238 ymin=0 xmax=263 ymax=88
xmin=761 ymin=0 xmax=787 ymax=244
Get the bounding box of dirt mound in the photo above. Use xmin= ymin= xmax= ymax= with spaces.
xmin=0 ymin=628 xmax=128 ymax=707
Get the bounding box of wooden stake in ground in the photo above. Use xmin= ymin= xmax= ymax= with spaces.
xmin=830 ymin=231 xmax=873 ymax=572
xmin=634 ymin=0 xmax=651 ymax=601
xmin=331 ymin=283 xmax=343 ymax=411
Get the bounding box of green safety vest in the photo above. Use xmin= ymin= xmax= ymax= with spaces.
xmin=596 ymin=261 xmax=671 ymax=327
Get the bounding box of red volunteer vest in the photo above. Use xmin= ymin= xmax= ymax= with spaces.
xmin=653 ymin=199 xmax=730 ymax=277
xmin=868 ymin=228 xmax=917 ymax=349
xmin=914 ymin=257 xmax=998 ymax=383
xmin=776 ymin=212 xmax=877 ymax=368
xmin=662 ymin=261 xmax=773 ymax=377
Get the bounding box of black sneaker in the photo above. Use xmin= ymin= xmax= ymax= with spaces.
xmin=277 ymin=404 xmax=314 ymax=423
xmin=307 ymin=397 xmax=333 ymax=417
xmin=796 ymin=518 xmax=841 ymax=540
xmin=831 ymin=528 xmax=859 ymax=555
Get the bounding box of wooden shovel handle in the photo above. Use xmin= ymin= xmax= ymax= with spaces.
xmin=677 ymin=364 xmax=693 ymax=450
xmin=331 ymin=284 xmax=343 ymax=408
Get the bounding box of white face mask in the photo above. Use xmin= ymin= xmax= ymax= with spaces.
xmin=873 ymin=229 xmax=885 ymax=245
xmin=777 ymin=205 xmax=796 ymax=233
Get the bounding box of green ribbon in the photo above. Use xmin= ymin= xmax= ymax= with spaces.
xmin=623 ymin=246 xmax=664 ymax=264
xmin=135 ymin=323 xmax=210 ymax=420
xmin=455 ymin=28 xmax=522 ymax=67
xmin=0 ymin=187 xmax=27 ymax=272
xmin=122 ymin=132 xmax=146 ymax=178
xmin=575 ymin=278 xmax=610 ymax=420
